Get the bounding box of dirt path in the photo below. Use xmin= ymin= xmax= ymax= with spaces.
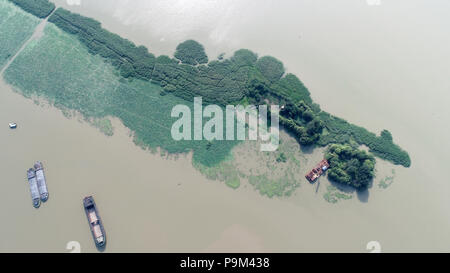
xmin=0 ymin=10 xmax=54 ymax=76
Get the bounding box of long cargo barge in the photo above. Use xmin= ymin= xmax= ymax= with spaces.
xmin=27 ymin=169 xmax=40 ymax=208
xmin=305 ymin=159 xmax=330 ymax=183
xmin=83 ymin=196 xmax=106 ymax=248
xmin=34 ymin=161 xmax=49 ymax=202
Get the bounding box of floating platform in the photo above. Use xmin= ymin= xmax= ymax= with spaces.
xmin=27 ymin=169 xmax=40 ymax=208
xmin=34 ymin=161 xmax=49 ymax=202
xmin=305 ymin=159 xmax=330 ymax=183
xmin=83 ymin=196 xmax=106 ymax=248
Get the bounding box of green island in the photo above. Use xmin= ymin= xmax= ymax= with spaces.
xmin=3 ymin=0 xmax=411 ymax=195
xmin=46 ymin=5 xmax=410 ymax=166
xmin=325 ymin=144 xmax=376 ymax=190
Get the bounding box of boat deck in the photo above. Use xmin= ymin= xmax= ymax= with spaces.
xmin=305 ymin=159 xmax=330 ymax=183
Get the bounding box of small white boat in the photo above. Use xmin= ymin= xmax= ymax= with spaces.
xmin=9 ymin=123 xmax=17 ymax=129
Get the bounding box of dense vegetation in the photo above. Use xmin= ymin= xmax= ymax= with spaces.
xmin=255 ymin=56 xmax=285 ymax=83
xmin=0 ymin=0 xmax=40 ymax=67
xmin=152 ymin=49 xmax=254 ymax=105
xmin=7 ymin=0 xmax=412 ymax=168
xmin=48 ymin=8 xmax=156 ymax=80
xmin=174 ymin=40 xmax=209 ymax=65
xmin=325 ymin=144 xmax=376 ymax=190
xmin=9 ymin=0 xmax=54 ymax=18
xmin=318 ymin=113 xmax=411 ymax=167
xmin=280 ymin=101 xmax=324 ymax=145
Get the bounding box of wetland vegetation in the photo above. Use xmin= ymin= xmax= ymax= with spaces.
xmin=323 ymin=185 xmax=353 ymax=204
xmin=44 ymin=4 xmax=410 ymax=168
xmin=2 ymin=0 xmax=411 ymax=195
xmin=378 ymin=169 xmax=396 ymax=189
xmin=0 ymin=0 xmax=40 ymax=67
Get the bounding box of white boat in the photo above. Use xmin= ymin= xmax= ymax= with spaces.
xmin=9 ymin=123 xmax=17 ymax=129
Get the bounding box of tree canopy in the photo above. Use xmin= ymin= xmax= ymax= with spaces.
xmin=256 ymin=56 xmax=285 ymax=83
xmin=325 ymin=144 xmax=376 ymax=190
xmin=10 ymin=0 xmax=55 ymax=18
xmin=174 ymin=40 xmax=209 ymax=65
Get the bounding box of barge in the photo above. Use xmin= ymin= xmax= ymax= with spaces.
xmin=27 ymin=169 xmax=40 ymax=208
xmin=83 ymin=196 xmax=106 ymax=248
xmin=34 ymin=161 xmax=49 ymax=202
xmin=305 ymin=159 xmax=330 ymax=183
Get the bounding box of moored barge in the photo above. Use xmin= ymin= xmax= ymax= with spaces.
xmin=305 ymin=159 xmax=330 ymax=183
xmin=27 ymin=169 xmax=40 ymax=208
xmin=34 ymin=161 xmax=49 ymax=202
xmin=83 ymin=196 xmax=106 ymax=248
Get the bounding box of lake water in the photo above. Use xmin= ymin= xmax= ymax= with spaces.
xmin=1 ymin=0 xmax=449 ymax=252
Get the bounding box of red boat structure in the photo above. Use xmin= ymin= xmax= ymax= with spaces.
xmin=305 ymin=159 xmax=330 ymax=183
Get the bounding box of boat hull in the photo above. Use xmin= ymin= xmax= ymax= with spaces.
xmin=305 ymin=159 xmax=330 ymax=183
xmin=34 ymin=162 xmax=49 ymax=202
xmin=27 ymin=169 xmax=40 ymax=208
xmin=83 ymin=196 xmax=106 ymax=249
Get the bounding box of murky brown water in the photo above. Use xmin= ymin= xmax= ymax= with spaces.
xmin=1 ymin=0 xmax=449 ymax=252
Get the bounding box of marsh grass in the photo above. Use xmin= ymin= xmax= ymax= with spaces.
xmin=0 ymin=0 xmax=40 ymax=68
xmin=378 ymin=169 xmax=396 ymax=189
xmin=4 ymin=23 xmax=238 ymax=168
xmin=323 ymin=185 xmax=353 ymax=204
